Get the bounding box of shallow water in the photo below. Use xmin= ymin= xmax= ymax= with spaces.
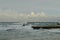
xmin=0 ymin=24 xmax=60 ymax=40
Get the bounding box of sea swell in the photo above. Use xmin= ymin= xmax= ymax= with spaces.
xmin=0 ymin=24 xmax=60 ymax=40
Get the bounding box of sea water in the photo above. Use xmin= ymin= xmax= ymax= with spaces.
xmin=0 ymin=23 xmax=60 ymax=40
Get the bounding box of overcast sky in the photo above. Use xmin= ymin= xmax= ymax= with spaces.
xmin=0 ymin=0 xmax=60 ymax=22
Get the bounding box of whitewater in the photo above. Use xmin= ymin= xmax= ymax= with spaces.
xmin=0 ymin=23 xmax=60 ymax=40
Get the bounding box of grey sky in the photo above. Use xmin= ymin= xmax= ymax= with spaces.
xmin=0 ymin=0 xmax=60 ymax=22
xmin=0 ymin=0 xmax=60 ymax=14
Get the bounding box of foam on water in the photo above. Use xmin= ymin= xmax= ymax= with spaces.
xmin=0 ymin=24 xmax=22 ymax=30
xmin=0 ymin=24 xmax=60 ymax=40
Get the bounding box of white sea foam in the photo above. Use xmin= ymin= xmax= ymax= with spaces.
xmin=0 ymin=24 xmax=60 ymax=40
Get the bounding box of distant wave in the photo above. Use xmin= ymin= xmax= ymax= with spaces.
xmin=6 ymin=29 xmax=16 ymax=31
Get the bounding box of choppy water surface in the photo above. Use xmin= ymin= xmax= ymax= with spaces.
xmin=0 ymin=23 xmax=60 ymax=40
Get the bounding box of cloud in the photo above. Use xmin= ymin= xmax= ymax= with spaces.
xmin=0 ymin=9 xmax=60 ymax=22
xmin=0 ymin=10 xmax=47 ymax=22
xmin=30 ymin=12 xmax=46 ymax=17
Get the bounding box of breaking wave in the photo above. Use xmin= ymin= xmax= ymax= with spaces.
xmin=0 ymin=23 xmax=60 ymax=40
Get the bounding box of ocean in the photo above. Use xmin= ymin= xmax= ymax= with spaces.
xmin=0 ymin=22 xmax=60 ymax=40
